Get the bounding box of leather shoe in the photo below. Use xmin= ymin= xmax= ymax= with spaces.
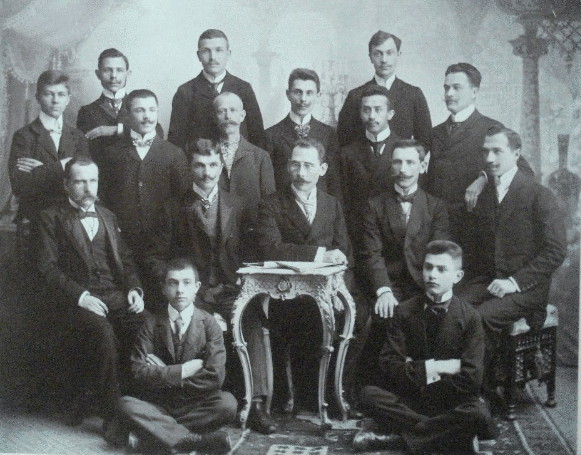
xmin=248 ymin=406 xmax=278 ymax=434
xmin=174 ymin=430 xmax=231 ymax=454
xmin=352 ymin=429 xmax=403 ymax=452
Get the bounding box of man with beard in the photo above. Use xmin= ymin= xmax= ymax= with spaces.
xmin=38 ymin=156 xmax=147 ymax=432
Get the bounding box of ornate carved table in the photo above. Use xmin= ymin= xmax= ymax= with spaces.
xmin=230 ymin=265 xmax=356 ymax=429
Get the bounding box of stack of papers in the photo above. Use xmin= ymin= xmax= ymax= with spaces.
xmin=243 ymin=261 xmax=338 ymax=273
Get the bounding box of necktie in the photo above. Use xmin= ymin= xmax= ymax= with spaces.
xmin=449 ymin=120 xmax=462 ymax=133
xmin=425 ymin=301 xmax=448 ymax=346
xmin=108 ymin=97 xmax=123 ymax=113
xmin=368 ymin=139 xmax=386 ymax=158
xmin=210 ymin=81 xmax=221 ymax=95
xmin=302 ymin=200 xmax=315 ymax=223
xmin=79 ymin=211 xmax=98 ymax=219
xmin=294 ymin=123 xmax=311 ymax=139
xmin=199 ymin=197 xmax=211 ymax=213
xmin=132 ymin=137 xmax=154 ymax=148
xmin=174 ymin=317 xmax=185 ymax=340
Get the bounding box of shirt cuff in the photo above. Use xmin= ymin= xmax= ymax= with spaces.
xmin=376 ymin=286 xmax=392 ymax=297
xmin=508 ymin=277 xmax=521 ymax=292
xmin=78 ymin=290 xmax=90 ymax=306
xmin=117 ymin=123 xmax=123 ymax=135
xmin=130 ymin=287 xmax=144 ymax=298
xmin=314 ymin=247 xmax=326 ymax=262
xmin=425 ymin=359 xmax=441 ymax=385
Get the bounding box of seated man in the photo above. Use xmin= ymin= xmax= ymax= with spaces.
xmin=355 ymin=241 xmax=495 ymax=454
xmin=256 ymin=137 xmax=362 ymax=412
xmin=359 ymin=139 xmax=449 ymax=385
xmin=147 ymin=141 xmax=277 ymax=434
xmin=458 ymin=126 xmax=566 ymax=374
xmin=37 ymin=156 xmax=146 ymax=428
xmin=116 ymin=258 xmax=236 ymax=454
xmin=10 ymin=70 xmax=88 ymax=239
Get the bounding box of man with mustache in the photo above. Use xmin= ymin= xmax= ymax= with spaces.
xmin=168 ymin=29 xmax=265 ymax=155
xmin=210 ymin=91 xmax=275 ymax=259
xmin=358 ymin=139 xmax=449 ymax=386
xmin=37 ymin=156 xmax=147 ymax=432
xmin=265 ymin=68 xmax=342 ymax=201
xmin=337 ymin=31 xmax=432 ymax=150
xmin=100 ymin=89 xmax=190 ymax=311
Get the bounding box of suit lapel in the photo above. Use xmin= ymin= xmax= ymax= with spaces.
xmin=98 ymin=94 xmax=119 ymax=120
xmin=409 ymin=298 xmax=430 ymax=357
xmin=308 ymin=191 xmax=331 ymax=241
xmin=62 ymin=206 xmax=92 ymax=263
xmin=232 ymin=137 xmax=252 ymax=167
xmin=31 ymin=118 xmax=58 ymax=159
xmin=448 ymin=110 xmax=482 ymax=144
xmin=282 ymin=187 xmax=312 ymax=236
xmin=142 ymin=137 xmax=162 ymax=165
xmin=58 ymin=124 xmax=75 ymax=158
xmin=356 ymin=140 xmax=378 ymax=175
xmin=158 ymin=314 xmax=176 ymax=361
xmin=384 ymin=192 xmax=404 ymax=236
xmin=496 ymin=169 xmax=526 ymax=222
xmin=196 ymin=72 xmax=219 ymax=100
xmin=405 ymin=189 xmax=426 ymax=241
xmin=219 ymin=192 xmax=234 ymax=245
xmin=97 ymin=205 xmax=124 ymax=273
xmin=180 ymin=309 xmax=204 ymax=362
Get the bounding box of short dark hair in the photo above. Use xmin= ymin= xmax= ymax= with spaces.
xmin=486 ymin=125 xmax=522 ymax=151
xmin=64 ymin=156 xmax=97 ymax=181
xmin=288 ymin=68 xmax=320 ymax=93
xmin=165 ymin=257 xmax=199 ymax=282
xmin=126 ymin=89 xmax=158 ymax=110
xmin=393 ymin=139 xmax=426 ymax=161
xmin=445 ymin=63 xmax=482 ymax=88
xmin=198 ymin=29 xmax=229 ymax=48
xmin=292 ymin=137 xmax=326 ymax=163
xmin=368 ymin=30 xmax=402 ymax=53
xmin=36 ymin=70 xmax=70 ymax=95
xmin=360 ymin=85 xmax=392 ymax=110
xmin=98 ymin=48 xmax=129 ymax=70
xmin=191 ymin=138 xmax=221 ymax=158
xmin=425 ymin=240 xmax=463 ymax=267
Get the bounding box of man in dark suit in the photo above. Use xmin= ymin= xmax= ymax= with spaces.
xmin=76 ymin=48 xmax=164 ymax=168
xmin=210 ymin=91 xmax=275 ymax=259
xmin=146 ymin=142 xmax=276 ymax=434
xmin=458 ymin=126 xmax=566 ymax=357
xmin=337 ymin=31 xmax=431 ymax=149
xmin=359 ymin=139 xmax=449 ymax=387
xmin=168 ymin=29 xmax=265 ymax=154
xmin=426 ymin=63 xmax=533 ymax=246
xmin=10 ymin=70 xmax=89 ymax=229
xmin=116 ymin=258 xmax=236 ymax=454
xmin=265 ymin=68 xmax=341 ymax=201
xmin=100 ymin=89 xmax=190 ymax=310
xmin=355 ymin=241 xmax=495 ymax=454
xmin=37 ymin=157 xmax=147 ymax=429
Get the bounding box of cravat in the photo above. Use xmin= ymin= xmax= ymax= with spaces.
xmin=199 ymin=197 xmax=211 ymax=213
xmin=302 ymin=200 xmax=315 ymax=223
xmin=493 ymin=175 xmax=502 ymax=203
xmin=220 ymin=140 xmax=238 ymax=175
xmin=396 ymin=192 xmax=416 ymax=204
xmin=78 ymin=211 xmax=98 ymax=219
xmin=449 ymin=120 xmax=462 ymax=133
xmin=132 ymin=137 xmax=154 ymax=148
xmin=294 ymin=123 xmax=311 ymax=139
xmin=108 ymin=97 xmax=123 ymax=113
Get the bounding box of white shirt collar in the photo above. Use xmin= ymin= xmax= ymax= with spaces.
xmin=451 ymin=104 xmax=475 ymax=123
xmin=193 ymin=182 xmax=219 ymax=202
xmin=497 ymin=164 xmax=518 ymax=188
xmin=365 ymin=126 xmax=391 ymax=143
xmin=289 ymin=111 xmax=312 ymax=126
xmin=39 ymin=111 xmax=63 ymax=132
xmin=394 ymin=183 xmax=418 ymax=196
xmin=203 ymin=70 xmax=226 ymax=84
xmin=291 ymin=184 xmax=317 ymax=203
xmin=426 ymin=289 xmax=454 ymax=304
xmin=374 ymin=73 xmax=396 ymax=90
xmin=69 ymin=198 xmax=96 ymax=212
xmin=168 ymin=302 xmax=195 ymax=323
xmin=130 ymin=129 xmax=157 ymax=142
xmin=102 ymin=88 xmax=126 ymax=100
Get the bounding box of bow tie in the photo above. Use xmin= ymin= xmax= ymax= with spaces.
xmin=47 ymin=127 xmax=62 ymax=134
xmin=396 ymin=191 xmax=416 ymax=204
xmin=79 ymin=211 xmax=98 ymax=219
xmin=425 ymin=302 xmax=448 ymax=316
xmin=294 ymin=123 xmax=311 ymax=139
xmin=132 ymin=137 xmax=154 ymax=148
xmin=107 ymin=97 xmax=123 ymax=111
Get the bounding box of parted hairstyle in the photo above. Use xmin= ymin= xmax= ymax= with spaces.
xmin=368 ymin=30 xmax=402 ymax=52
xmin=64 ymin=156 xmax=97 ymax=181
xmin=165 ymin=257 xmax=200 ymax=282
xmin=445 ymin=63 xmax=482 ymax=88
xmin=393 ymin=139 xmax=427 ymax=161
xmin=36 ymin=70 xmax=70 ymax=95
xmin=98 ymin=48 xmax=129 ymax=70
xmin=486 ymin=125 xmax=522 ymax=151
xmin=292 ymin=137 xmax=327 ymax=163
xmin=198 ymin=29 xmax=229 ymax=47
xmin=288 ymin=68 xmax=320 ymax=93
xmin=360 ymin=84 xmax=392 ymax=110
xmin=126 ymin=89 xmax=158 ymax=110
xmin=425 ymin=240 xmax=463 ymax=268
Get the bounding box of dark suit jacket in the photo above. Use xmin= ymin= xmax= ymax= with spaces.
xmin=337 ymin=77 xmax=432 ymax=149
xmin=147 ymin=190 xmax=243 ymax=289
xmin=361 ymin=188 xmax=449 ymax=292
xmin=37 ymin=202 xmax=141 ymax=307
xmin=256 ymin=186 xmax=352 ymax=263
xmin=100 ymin=136 xmax=190 ymax=236
xmin=265 ymin=115 xmax=342 ymax=201
xmin=9 ymin=118 xmax=89 ymax=221
xmin=379 ymin=295 xmax=484 ymax=402
xmin=341 ymin=134 xmax=401 ymax=234
xmin=427 ymin=110 xmax=533 ymax=205
xmin=130 ymin=307 xmax=226 ymax=404
xmin=168 ymin=71 xmax=265 ymax=152
xmin=466 ymin=169 xmax=566 ymax=292
xmin=77 ymin=94 xmax=164 ymax=167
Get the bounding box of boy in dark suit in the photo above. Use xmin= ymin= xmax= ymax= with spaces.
xmin=168 ymin=29 xmax=265 ymax=153
xmin=116 ymin=258 xmax=237 ymax=454
xmin=355 ymin=241 xmax=495 ymax=454
xmin=265 ymin=68 xmax=341 ymax=200
xmin=10 ymin=70 xmax=88 ymax=228
xmin=337 ymin=31 xmax=432 ymax=149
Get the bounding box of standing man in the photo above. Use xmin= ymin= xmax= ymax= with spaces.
xmin=76 ymin=48 xmax=163 ymax=167
xmin=38 ymin=157 xmax=146 ymax=429
xmin=337 ymin=31 xmax=431 ymax=149
xmin=426 ymin=63 xmax=532 ymax=245
xmin=265 ymin=68 xmax=342 ymax=200
xmin=100 ymin=89 xmax=189 ymax=310
xmin=168 ymin=29 xmax=265 ymax=154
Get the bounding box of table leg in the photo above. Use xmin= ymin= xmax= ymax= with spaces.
xmin=313 ymin=290 xmax=335 ymax=430
xmin=261 ymin=295 xmax=274 ymax=414
xmin=334 ymin=284 xmax=356 ymax=421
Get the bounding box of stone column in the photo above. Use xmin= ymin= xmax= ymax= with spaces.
xmin=510 ymin=18 xmax=548 ymax=177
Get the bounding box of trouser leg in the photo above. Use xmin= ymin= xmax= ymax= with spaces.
xmin=173 ymin=390 xmax=238 ymax=432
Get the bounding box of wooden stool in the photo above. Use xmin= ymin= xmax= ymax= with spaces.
xmin=496 ymin=304 xmax=558 ymax=420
